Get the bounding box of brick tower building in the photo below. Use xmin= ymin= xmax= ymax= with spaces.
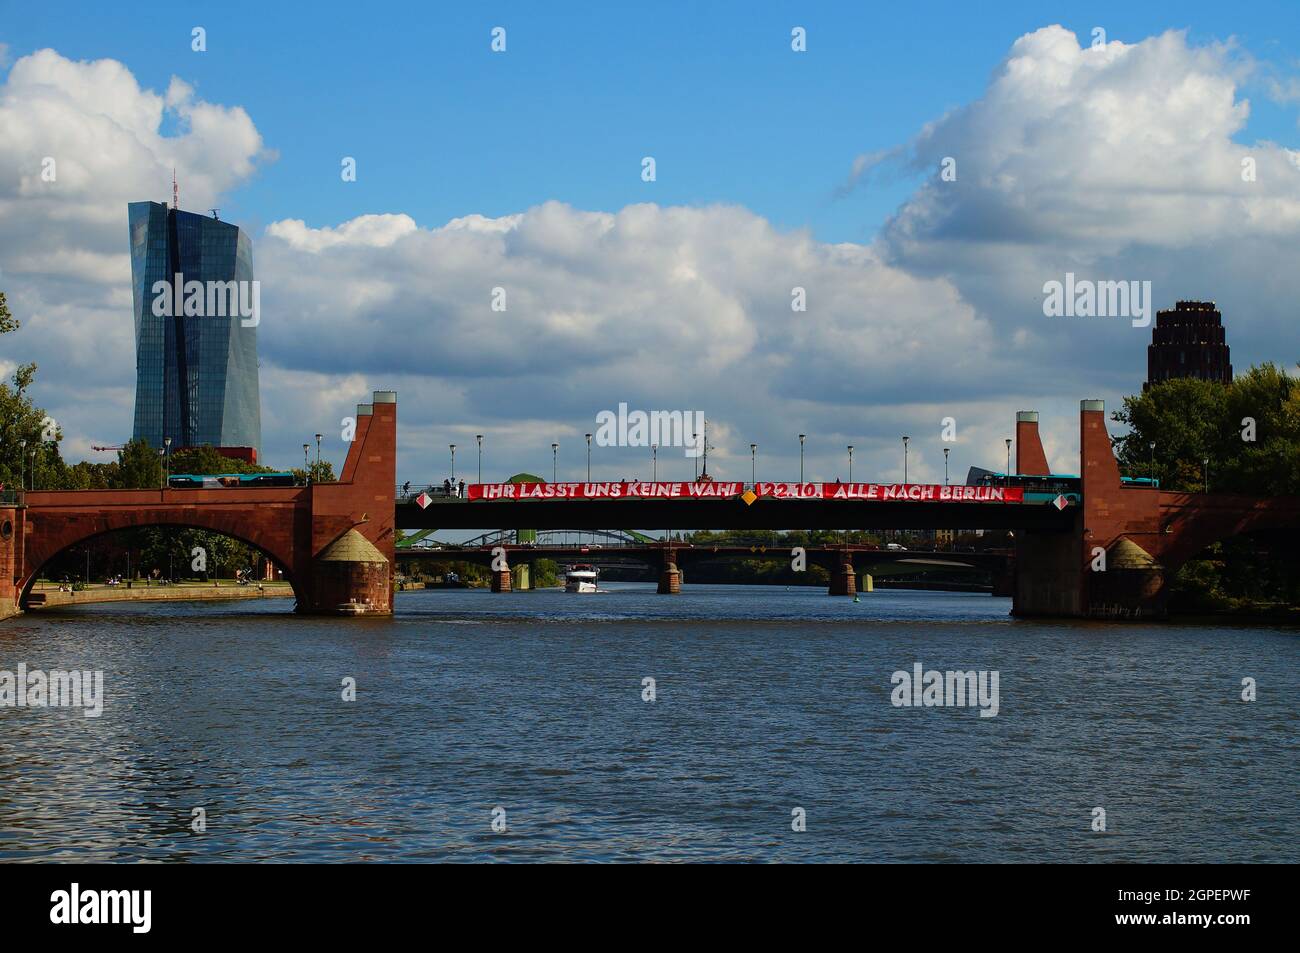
xmin=1145 ymin=300 xmax=1232 ymax=390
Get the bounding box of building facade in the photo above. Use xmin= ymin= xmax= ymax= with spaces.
xmin=128 ymin=202 xmax=261 ymax=455
xmin=1145 ymin=300 xmax=1232 ymax=389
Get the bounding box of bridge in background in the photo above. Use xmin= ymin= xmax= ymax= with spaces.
xmin=397 ymin=539 xmax=1012 ymax=596
xmin=4 ymin=395 xmax=1299 ymax=619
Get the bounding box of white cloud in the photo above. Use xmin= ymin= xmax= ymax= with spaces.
xmin=867 ymin=25 xmax=1300 ymax=396
xmin=8 ymin=31 xmax=1299 ymax=488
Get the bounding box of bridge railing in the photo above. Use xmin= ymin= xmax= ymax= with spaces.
xmin=395 ymin=484 xmax=464 ymax=503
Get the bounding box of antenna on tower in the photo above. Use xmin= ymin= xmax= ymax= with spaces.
xmin=172 ymin=169 xmax=179 ymax=210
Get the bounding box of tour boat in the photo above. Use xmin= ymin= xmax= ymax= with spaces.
xmin=564 ymin=564 xmax=599 ymax=593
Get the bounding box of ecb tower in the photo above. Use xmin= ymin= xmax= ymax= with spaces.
xmin=127 ymin=198 xmax=262 ymax=459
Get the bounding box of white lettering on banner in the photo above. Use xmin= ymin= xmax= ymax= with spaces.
xmin=464 ymin=482 xmax=1024 ymax=503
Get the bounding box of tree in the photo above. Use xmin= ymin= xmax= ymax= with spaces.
xmin=0 ymin=290 xmax=15 ymax=335
xmin=1112 ymin=363 xmax=1300 ymax=496
xmin=289 ymin=460 xmax=337 ymax=484
xmin=115 ymin=438 xmax=163 ymax=489
xmin=0 ymin=289 xmax=74 ymax=492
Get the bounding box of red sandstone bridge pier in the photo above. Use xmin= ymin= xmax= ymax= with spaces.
xmin=3 ymin=396 xmax=1298 ymax=620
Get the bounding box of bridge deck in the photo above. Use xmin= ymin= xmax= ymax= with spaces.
xmin=397 ymin=497 xmax=1076 ymax=531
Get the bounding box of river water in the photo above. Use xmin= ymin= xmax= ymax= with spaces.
xmin=1 ymin=585 xmax=1295 ymax=862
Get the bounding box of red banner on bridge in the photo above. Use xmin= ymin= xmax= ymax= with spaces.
xmin=465 ymin=482 xmax=1024 ymax=503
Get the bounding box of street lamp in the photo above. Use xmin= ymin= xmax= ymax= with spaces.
xmin=30 ymin=450 xmax=37 ymax=491
xmin=750 ymin=443 xmax=757 ymax=485
xmin=303 ymin=444 xmax=310 ymax=479
xmin=585 ymin=433 xmax=592 ymax=482
xmin=799 ymin=434 xmax=806 ymax=483
xmin=18 ymin=439 xmax=25 ymax=491
xmin=902 ymin=436 xmax=910 ymax=483
xmin=1203 ymin=457 xmax=1209 ymax=494
xmin=1149 ymin=441 xmax=1156 ymax=484
xmin=449 ymin=444 xmax=457 ymax=483
xmin=944 ymin=447 xmax=950 ymax=486
xmin=552 ymin=442 xmax=559 ymax=483
xmin=693 ymin=431 xmax=700 ymax=480
xmin=164 ymin=436 xmax=172 ymax=489
xmin=476 ymin=434 xmax=484 ymax=483
xmin=1005 ymin=438 xmax=1012 ymax=485
xmin=847 ymin=445 xmax=854 ymax=483
xmin=652 ymin=443 xmax=658 ymax=481
xmin=315 ymin=433 xmax=323 ymax=476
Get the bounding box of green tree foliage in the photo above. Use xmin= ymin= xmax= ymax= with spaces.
xmin=289 ymin=459 xmax=337 ymax=484
xmin=115 ymin=438 xmax=163 ymax=489
xmin=1112 ymin=363 xmax=1300 ymax=495
xmin=0 ymin=290 xmax=15 ymax=335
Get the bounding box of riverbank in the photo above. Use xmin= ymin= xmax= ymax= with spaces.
xmin=24 ymin=582 xmax=295 ymax=611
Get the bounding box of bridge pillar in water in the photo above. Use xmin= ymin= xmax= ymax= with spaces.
xmin=298 ymin=391 xmax=398 ymax=616
xmin=828 ymin=557 xmax=857 ymax=596
xmin=512 ymin=563 xmax=531 ymax=591
xmin=1012 ymin=400 xmax=1174 ymax=619
xmin=657 ymin=549 xmax=681 ymax=594
xmin=490 ymin=556 xmax=512 ymax=592
xmin=1 ymin=504 xmax=23 ymax=621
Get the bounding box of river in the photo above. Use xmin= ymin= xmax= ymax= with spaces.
xmin=1 ymin=585 xmax=1295 ymax=862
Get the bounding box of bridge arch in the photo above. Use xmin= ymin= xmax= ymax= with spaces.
xmin=19 ymin=512 xmax=302 ymax=609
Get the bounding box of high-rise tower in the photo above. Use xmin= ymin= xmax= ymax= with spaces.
xmin=1145 ymin=300 xmax=1232 ymax=390
xmin=127 ymin=201 xmax=261 ymax=456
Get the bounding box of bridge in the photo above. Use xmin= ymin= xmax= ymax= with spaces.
xmin=2 ymin=392 xmax=398 ymax=617
xmin=397 ymin=536 xmax=1012 ymax=595
xmin=3 ymin=394 xmax=1298 ymax=619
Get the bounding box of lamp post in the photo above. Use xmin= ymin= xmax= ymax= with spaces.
xmin=1005 ymin=438 xmax=1012 ymax=485
xmin=693 ymin=431 xmax=700 ymax=480
xmin=552 ymin=442 xmax=559 ymax=483
xmin=585 ymin=433 xmax=592 ymax=482
xmin=799 ymin=434 xmax=806 ymax=483
xmin=847 ymin=445 xmax=854 ymax=483
xmin=315 ymin=433 xmax=323 ymax=476
xmin=750 ymin=443 xmax=757 ymax=485
xmin=476 ymin=434 xmax=484 ymax=483
xmin=303 ymin=444 xmax=310 ymax=479
xmin=1149 ymin=440 xmax=1156 ymax=484
xmin=30 ymin=450 xmax=37 ymax=490
xmin=164 ymin=436 xmax=172 ymax=489
xmin=902 ymin=436 xmax=910 ymax=483
xmin=944 ymin=447 xmax=950 ymax=486
xmin=652 ymin=443 xmax=658 ymax=482
xmin=18 ymin=439 xmax=25 ymax=491
xmin=1203 ymin=457 xmax=1209 ymax=494
xmin=449 ymin=444 xmax=457 ymax=483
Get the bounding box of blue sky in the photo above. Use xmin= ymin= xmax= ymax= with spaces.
xmin=2 ymin=2 xmax=1299 ymax=487
xmin=8 ymin=0 xmax=1298 ymax=245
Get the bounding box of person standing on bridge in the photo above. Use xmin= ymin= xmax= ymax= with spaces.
xmin=458 ymin=479 xmax=465 ymax=498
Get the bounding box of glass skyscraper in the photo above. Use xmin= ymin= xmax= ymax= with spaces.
xmin=128 ymin=202 xmax=261 ymax=456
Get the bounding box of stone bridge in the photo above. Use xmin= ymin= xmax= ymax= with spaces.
xmin=1 ymin=391 xmax=398 ymax=618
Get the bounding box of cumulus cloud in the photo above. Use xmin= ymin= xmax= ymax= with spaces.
xmin=865 ymin=26 xmax=1300 ymax=396
xmin=7 ymin=29 xmax=1299 ymax=489
xmin=252 ymin=199 xmax=1018 ymax=482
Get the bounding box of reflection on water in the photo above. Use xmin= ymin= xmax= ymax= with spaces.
xmin=0 ymin=585 xmax=1296 ymax=862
